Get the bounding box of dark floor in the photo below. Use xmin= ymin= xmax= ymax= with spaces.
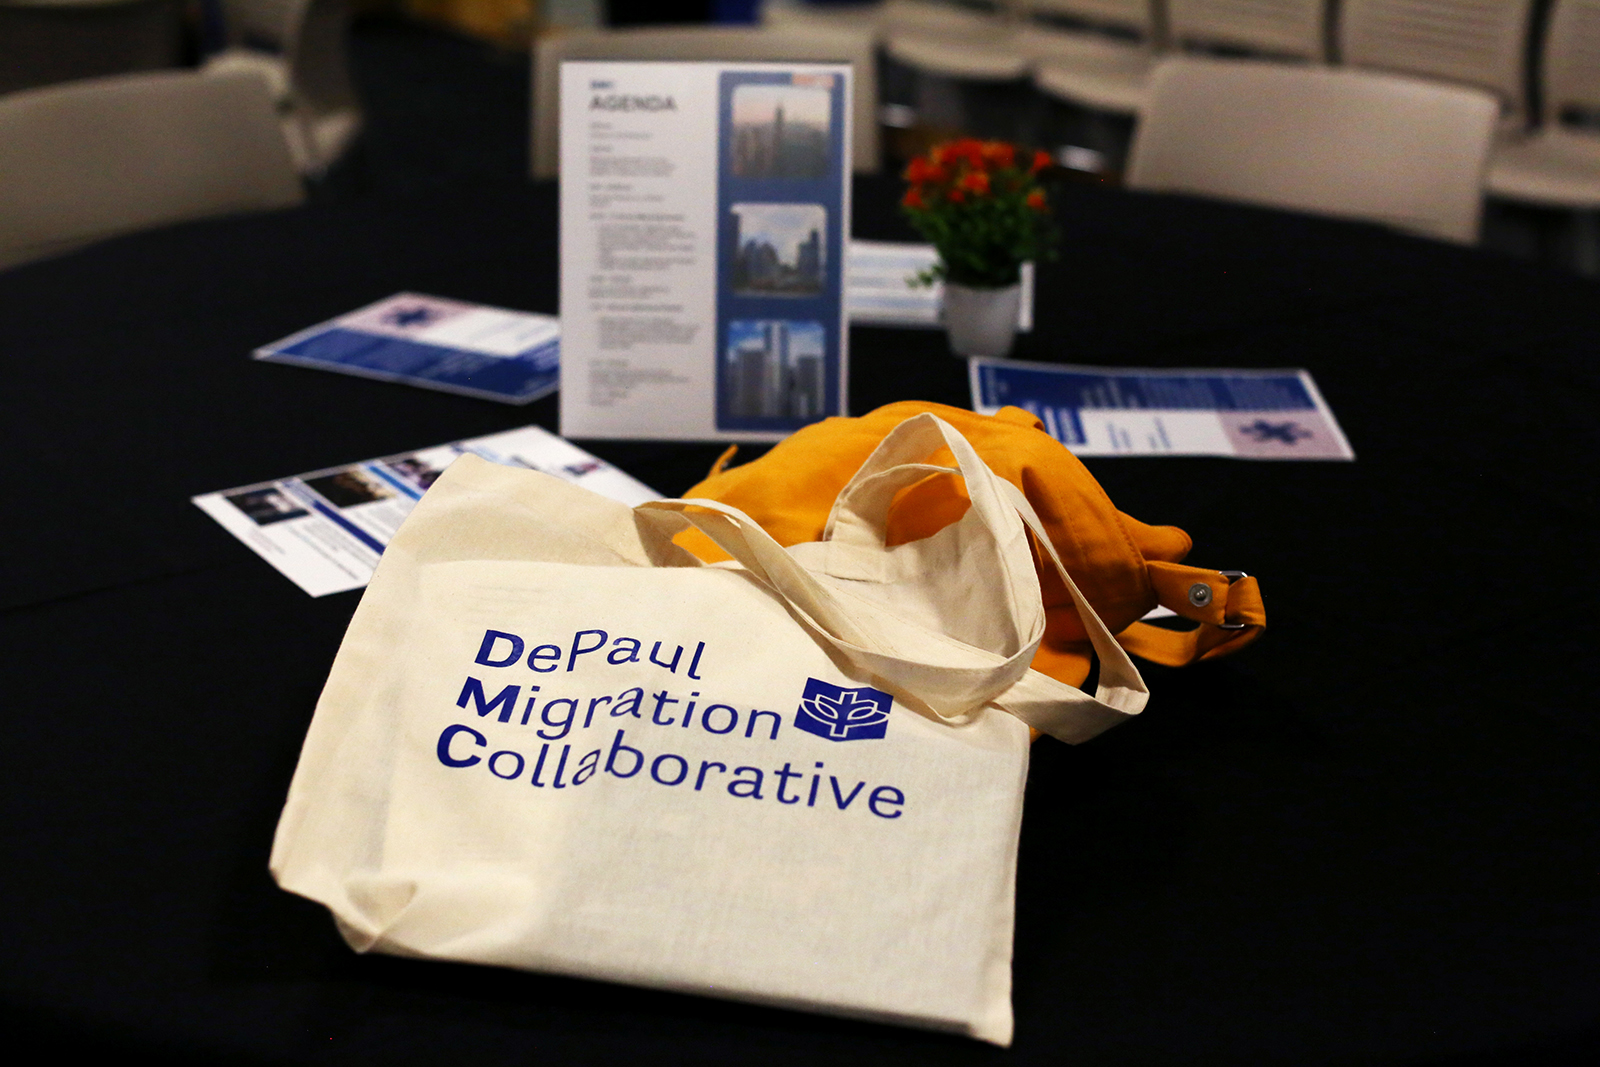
xmin=334 ymin=14 xmax=1597 ymax=276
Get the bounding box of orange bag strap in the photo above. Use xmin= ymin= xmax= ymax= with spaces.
xmin=1115 ymin=560 xmax=1266 ymax=667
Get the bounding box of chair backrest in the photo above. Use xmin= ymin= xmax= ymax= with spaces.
xmin=1021 ymin=0 xmax=1158 ymax=38
xmin=1126 ymin=57 xmax=1498 ymax=242
xmin=218 ymin=0 xmax=356 ymax=114
xmin=1167 ymin=0 xmax=1327 ymax=60
xmin=883 ymin=30 xmax=1032 ymax=79
xmin=286 ymin=0 xmax=358 ymax=115
xmin=0 ymin=69 xmax=304 ymax=271
xmin=0 ymin=0 xmax=184 ymax=96
xmin=1338 ymin=0 xmax=1534 ymax=115
xmin=877 ymin=0 xmax=1025 ymax=80
xmin=1542 ymin=0 xmax=1600 ymax=120
xmin=531 ymin=24 xmax=880 ymax=178
xmin=221 ymin=0 xmax=300 ymax=48
xmin=762 ymin=0 xmax=884 ymax=32
xmin=878 ymin=0 xmax=1010 ymax=37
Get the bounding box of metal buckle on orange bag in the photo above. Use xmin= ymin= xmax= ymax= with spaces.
xmin=1188 ymin=571 xmax=1249 ymax=629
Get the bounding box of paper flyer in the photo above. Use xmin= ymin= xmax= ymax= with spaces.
xmin=559 ymin=61 xmax=852 ymax=441
xmin=846 ymin=240 xmax=1033 ymax=331
xmin=192 ymin=426 xmax=659 ymax=597
xmin=970 ymin=359 xmax=1355 ymax=459
xmin=254 ymin=293 xmax=561 ymax=405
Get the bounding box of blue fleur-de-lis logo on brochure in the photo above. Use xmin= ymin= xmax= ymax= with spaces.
xmin=1238 ymin=419 xmax=1313 ymax=444
xmin=795 ymin=678 xmax=892 ymax=741
xmin=385 ymin=305 xmax=440 ymax=328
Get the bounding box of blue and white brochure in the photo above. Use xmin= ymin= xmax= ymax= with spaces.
xmin=559 ymin=61 xmax=851 ymax=441
xmin=970 ymin=359 xmax=1354 ymax=460
xmin=192 ymin=425 xmax=659 ymax=597
xmin=254 ymin=293 xmax=561 ymax=405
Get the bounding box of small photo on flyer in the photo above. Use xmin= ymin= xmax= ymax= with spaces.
xmin=224 ymin=487 xmax=308 ymax=526
xmin=730 ymin=203 xmax=826 ymax=297
xmin=385 ymin=450 xmax=451 ymax=492
xmin=723 ymin=319 xmax=827 ymax=420
xmin=729 ymin=81 xmax=831 ymax=179
xmin=303 ymin=468 xmax=394 ymax=509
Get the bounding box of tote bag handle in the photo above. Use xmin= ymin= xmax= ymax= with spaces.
xmin=637 ymin=414 xmax=1147 ymax=743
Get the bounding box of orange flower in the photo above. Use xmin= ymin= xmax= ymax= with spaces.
xmin=983 ymin=141 xmax=1016 ymax=169
xmin=900 ymin=139 xmax=1055 ymax=276
xmin=905 ymin=156 xmax=938 ymax=184
xmin=944 ymin=139 xmax=985 ymax=168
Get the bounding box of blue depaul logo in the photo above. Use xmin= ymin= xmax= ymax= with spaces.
xmin=795 ymin=678 xmax=892 ymax=742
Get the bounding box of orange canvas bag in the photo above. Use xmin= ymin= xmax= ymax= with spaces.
xmin=678 ymin=401 xmax=1265 ymax=692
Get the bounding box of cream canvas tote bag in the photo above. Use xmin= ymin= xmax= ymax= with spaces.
xmin=270 ymin=413 xmax=1147 ymax=1045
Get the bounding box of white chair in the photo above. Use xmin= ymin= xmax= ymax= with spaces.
xmin=877 ymin=0 xmax=1010 ymax=37
xmin=883 ymin=29 xmax=1029 ymax=82
xmin=875 ymin=1 xmax=1020 ymax=81
xmin=767 ymin=0 xmax=1157 ymax=116
xmin=1486 ymin=0 xmax=1600 ymax=209
xmin=1166 ymin=0 xmax=1327 ymax=60
xmin=763 ymin=2 xmax=1027 ymax=149
xmin=1028 ymin=33 xmax=1155 ymax=116
xmin=762 ymin=0 xmax=887 ymax=32
xmin=1125 ymin=57 xmax=1499 ymax=243
xmin=202 ymin=0 xmax=363 ymax=175
xmin=766 ymin=1 xmax=1022 ymax=42
xmin=1020 ymin=0 xmax=1161 ymax=118
xmin=1338 ymin=0 xmax=1535 ymax=124
xmin=216 ymin=0 xmax=296 ymax=47
xmin=1022 ymin=0 xmax=1158 ymax=35
xmin=531 ymin=23 xmax=880 ymax=179
xmin=0 ymin=0 xmax=184 ymax=96
xmin=0 ymin=69 xmax=304 ymax=271
xmin=871 ymin=3 xmax=1039 ymax=143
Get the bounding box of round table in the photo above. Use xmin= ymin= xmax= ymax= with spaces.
xmin=2 ymin=175 xmax=1596 ymax=1065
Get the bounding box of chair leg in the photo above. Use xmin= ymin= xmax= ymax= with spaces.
xmin=1574 ymin=209 xmax=1599 ymax=278
xmin=1083 ymin=111 xmax=1135 ymax=179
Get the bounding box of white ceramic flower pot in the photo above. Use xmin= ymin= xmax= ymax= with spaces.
xmin=941 ymin=281 xmax=1021 ymax=358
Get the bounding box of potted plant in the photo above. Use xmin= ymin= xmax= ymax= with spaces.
xmin=901 ymin=139 xmax=1055 ymax=358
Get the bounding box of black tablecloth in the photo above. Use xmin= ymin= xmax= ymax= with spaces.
xmin=2 ymin=176 xmax=1597 ymax=1065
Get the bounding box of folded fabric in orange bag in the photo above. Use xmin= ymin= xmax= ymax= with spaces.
xmin=679 ymin=401 xmax=1265 ymax=690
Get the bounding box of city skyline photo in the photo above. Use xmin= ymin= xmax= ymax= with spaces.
xmin=730 ymin=202 xmax=826 ymax=296
xmin=729 ymin=82 xmax=831 ymax=179
xmin=723 ymin=318 xmax=827 ymax=422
